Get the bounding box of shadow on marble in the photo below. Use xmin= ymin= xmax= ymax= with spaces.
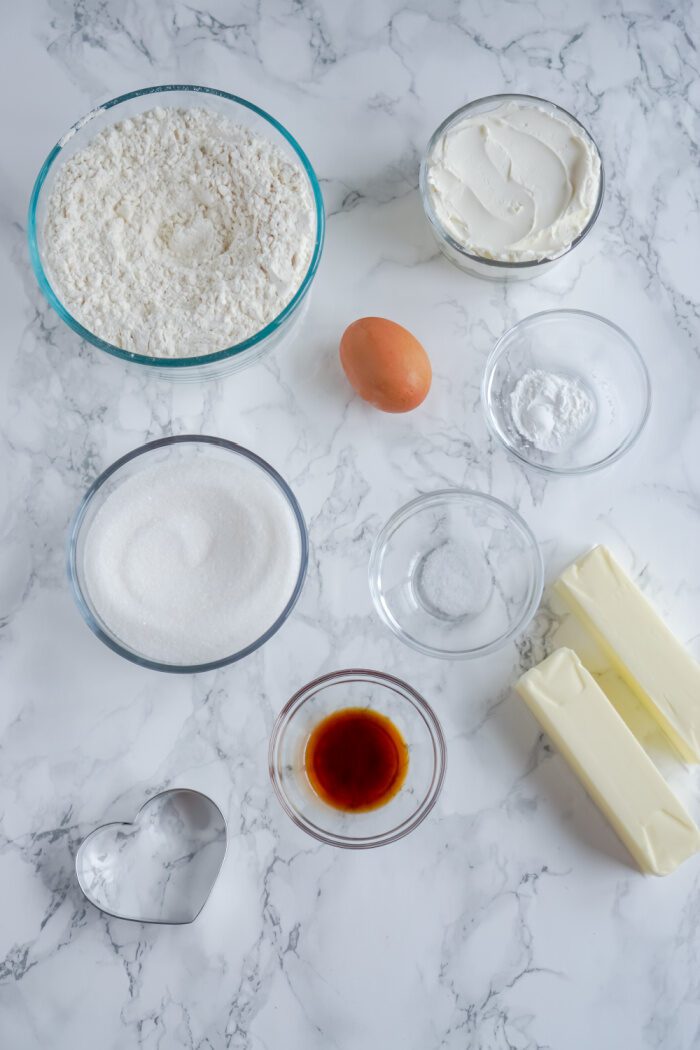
xmin=307 ymin=341 xmax=356 ymax=407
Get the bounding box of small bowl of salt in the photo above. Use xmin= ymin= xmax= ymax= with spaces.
xmin=481 ymin=309 xmax=651 ymax=475
xmin=368 ymin=490 xmax=543 ymax=659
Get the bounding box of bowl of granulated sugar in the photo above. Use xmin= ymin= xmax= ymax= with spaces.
xmin=68 ymin=436 xmax=308 ymax=672
xmin=28 ymin=86 xmax=325 ymax=380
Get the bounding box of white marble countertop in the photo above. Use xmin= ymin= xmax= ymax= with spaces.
xmin=2 ymin=2 xmax=700 ymax=1047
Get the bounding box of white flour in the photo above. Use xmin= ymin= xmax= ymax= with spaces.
xmin=510 ymin=369 xmax=594 ymax=453
xmin=82 ymin=456 xmax=301 ymax=665
xmin=44 ymin=107 xmax=315 ymax=357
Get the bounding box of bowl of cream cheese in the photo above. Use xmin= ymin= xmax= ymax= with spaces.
xmin=420 ymin=94 xmax=603 ymax=280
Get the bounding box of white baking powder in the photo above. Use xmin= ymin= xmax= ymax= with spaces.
xmin=44 ymin=107 xmax=315 ymax=357
xmin=82 ymin=456 xmax=301 ymax=665
xmin=510 ymin=369 xmax=594 ymax=453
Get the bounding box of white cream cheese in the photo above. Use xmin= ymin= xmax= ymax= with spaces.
xmin=426 ymin=101 xmax=601 ymax=263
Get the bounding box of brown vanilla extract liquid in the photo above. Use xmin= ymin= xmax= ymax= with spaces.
xmin=305 ymin=707 xmax=409 ymax=812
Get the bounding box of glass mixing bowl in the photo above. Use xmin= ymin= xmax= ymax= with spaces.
xmin=269 ymin=669 xmax=447 ymax=848
xmin=369 ymin=490 xmax=543 ymax=659
xmin=482 ymin=310 xmax=651 ymax=475
xmin=68 ymin=435 xmax=308 ymax=673
xmin=28 ymin=85 xmax=325 ymax=381
xmin=419 ymin=93 xmax=604 ymax=281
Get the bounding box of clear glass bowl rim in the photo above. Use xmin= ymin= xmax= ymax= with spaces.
xmin=368 ymin=488 xmax=544 ymax=659
xmin=481 ymin=308 xmax=652 ymax=476
xmin=27 ymin=84 xmax=326 ymax=369
xmin=67 ymin=434 xmax=309 ymax=673
xmin=268 ymin=668 xmax=447 ymax=848
xmin=419 ymin=92 xmax=605 ymax=270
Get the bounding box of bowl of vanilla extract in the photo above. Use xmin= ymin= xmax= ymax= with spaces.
xmin=268 ymin=669 xmax=447 ymax=848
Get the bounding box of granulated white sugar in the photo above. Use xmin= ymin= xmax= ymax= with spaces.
xmin=43 ymin=107 xmax=315 ymax=357
xmin=82 ymin=455 xmax=302 ymax=665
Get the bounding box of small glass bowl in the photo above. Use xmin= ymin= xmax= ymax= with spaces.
xmin=482 ymin=310 xmax=651 ymax=475
xmin=368 ymin=490 xmax=543 ymax=659
xmin=269 ymin=669 xmax=446 ymax=848
xmin=68 ymin=435 xmax=308 ymax=673
xmin=28 ymin=85 xmax=325 ymax=381
xmin=419 ymin=93 xmax=604 ymax=281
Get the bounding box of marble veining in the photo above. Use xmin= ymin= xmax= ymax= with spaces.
xmin=2 ymin=1 xmax=700 ymax=1047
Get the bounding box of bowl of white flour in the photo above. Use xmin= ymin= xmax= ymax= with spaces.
xmin=68 ymin=436 xmax=308 ymax=672
xmin=481 ymin=310 xmax=651 ymax=475
xmin=28 ymin=86 xmax=325 ymax=379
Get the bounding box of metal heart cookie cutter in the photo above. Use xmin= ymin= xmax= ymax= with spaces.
xmin=75 ymin=788 xmax=227 ymax=925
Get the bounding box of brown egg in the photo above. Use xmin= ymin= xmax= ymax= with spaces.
xmin=339 ymin=317 xmax=432 ymax=413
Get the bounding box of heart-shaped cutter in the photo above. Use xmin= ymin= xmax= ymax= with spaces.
xmin=75 ymin=788 xmax=227 ymax=925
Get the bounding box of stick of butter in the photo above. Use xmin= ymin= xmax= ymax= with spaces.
xmin=555 ymin=546 xmax=700 ymax=763
xmin=516 ymin=648 xmax=700 ymax=875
